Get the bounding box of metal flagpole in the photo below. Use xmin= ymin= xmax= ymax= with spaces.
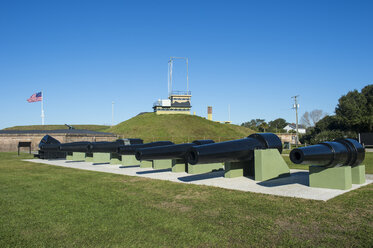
xmin=41 ymin=91 xmax=45 ymax=125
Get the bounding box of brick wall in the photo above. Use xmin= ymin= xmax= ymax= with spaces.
xmin=0 ymin=134 xmax=117 ymax=152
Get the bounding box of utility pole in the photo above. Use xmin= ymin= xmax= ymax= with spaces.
xmin=292 ymin=95 xmax=300 ymax=147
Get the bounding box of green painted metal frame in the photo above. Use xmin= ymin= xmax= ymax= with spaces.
xmin=140 ymin=160 xmax=153 ymax=168
xmin=224 ymin=149 xmax=290 ymax=181
xmin=122 ymin=155 xmax=139 ymax=167
xmin=72 ymin=152 xmax=85 ymax=161
xmin=93 ymin=153 xmax=111 ymax=164
xmin=188 ymin=162 xmax=224 ymax=174
xmin=66 ymin=152 xmax=73 ymax=160
xmin=309 ymin=165 xmax=352 ymax=190
xmin=351 ymin=165 xmax=366 ymax=184
xmin=85 ymin=153 xmax=94 ymax=162
xmin=152 ymin=160 xmax=173 ymax=169
xmin=110 ymin=153 xmax=122 ymax=165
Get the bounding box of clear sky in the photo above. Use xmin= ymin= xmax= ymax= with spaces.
xmin=0 ymin=0 xmax=372 ymax=129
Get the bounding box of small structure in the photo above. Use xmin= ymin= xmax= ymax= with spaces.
xmin=284 ymin=123 xmax=306 ymax=134
xmin=207 ymin=106 xmax=212 ymax=120
xmin=153 ymin=91 xmax=192 ymax=114
xmin=153 ymin=57 xmax=192 ymax=115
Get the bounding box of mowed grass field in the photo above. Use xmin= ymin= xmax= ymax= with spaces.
xmin=1 ymin=152 xmax=372 ymax=247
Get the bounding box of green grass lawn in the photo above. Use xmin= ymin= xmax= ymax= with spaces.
xmin=0 ymin=152 xmax=372 ymax=247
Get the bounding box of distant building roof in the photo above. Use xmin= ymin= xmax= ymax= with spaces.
xmin=285 ymin=124 xmax=306 ymax=130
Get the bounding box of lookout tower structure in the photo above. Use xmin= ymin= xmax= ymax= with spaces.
xmin=153 ymin=57 xmax=192 ymax=115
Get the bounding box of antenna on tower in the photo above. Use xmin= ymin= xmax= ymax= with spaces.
xmin=168 ymin=57 xmax=189 ymax=97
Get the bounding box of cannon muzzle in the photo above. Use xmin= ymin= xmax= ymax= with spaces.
xmin=186 ymin=133 xmax=282 ymax=165
xmin=117 ymin=141 xmax=174 ymax=155
xmin=289 ymin=138 xmax=365 ymax=167
xmin=135 ymin=140 xmax=214 ymax=161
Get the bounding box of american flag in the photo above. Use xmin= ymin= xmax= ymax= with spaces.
xmin=27 ymin=92 xmax=42 ymax=103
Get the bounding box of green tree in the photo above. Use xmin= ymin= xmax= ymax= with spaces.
xmin=335 ymin=84 xmax=373 ymax=132
xmin=241 ymin=119 xmax=265 ymax=131
xmin=268 ymin=118 xmax=287 ymax=132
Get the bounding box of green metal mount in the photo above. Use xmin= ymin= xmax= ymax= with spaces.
xmin=188 ymin=163 xmax=224 ymax=174
xmin=122 ymin=155 xmax=139 ymax=167
xmin=309 ymin=165 xmax=352 ymax=190
xmin=85 ymin=153 xmax=94 ymax=162
xmin=72 ymin=152 xmax=85 ymax=161
xmin=140 ymin=160 xmax=153 ymax=168
xmin=152 ymin=160 xmax=173 ymax=169
xmin=351 ymin=164 xmax=366 ymax=184
xmin=110 ymin=153 xmax=122 ymax=165
xmin=93 ymin=153 xmax=111 ymax=164
xmin=224 ymin=149 xmax=290 ymax=181
xmin=172 ymin=159 xmax=187 ymax=173
xmin=66 ymin=152 xmax=73 ymax=160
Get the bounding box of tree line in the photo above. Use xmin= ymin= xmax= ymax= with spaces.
xmin=301 ymin=84 xmax=372 ymax=144
xmin=241 ymin=84 xmax=372 ymax=144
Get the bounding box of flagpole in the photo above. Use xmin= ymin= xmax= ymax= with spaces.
xmin=41 ymin=91 xmax=45 ymax=125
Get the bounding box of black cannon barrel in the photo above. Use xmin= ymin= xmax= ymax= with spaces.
xmin=40 ymin=143 xmax=61 ymax=151
xmin=289 ymin=138 xmax=365 ymax=167
xmin=60 ymin=141 xmax=91 ymax=153
xmin=186 ymin=133 xmax=283 ymax=165
xmin=135 ymin=140 xmax=215 ymax=161
xmin=39 ymin=135 xmax=60 ymax=148
xmin=117 ymin=141 xmax=174 ymax=155
xmin=89 ymin=141 xmax=123 ymax=153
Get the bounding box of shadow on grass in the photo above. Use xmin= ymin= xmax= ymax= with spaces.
xmin=178 ymin=170 xmax=225 ymax=182
xmin=136 ymin=168 xmax=172 ymax=174
xmin=257 ymin=171 xmax=309 ymax=187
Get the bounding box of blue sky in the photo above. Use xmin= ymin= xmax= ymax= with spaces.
xmin=0 ymin=0 xmax=372 ymax=129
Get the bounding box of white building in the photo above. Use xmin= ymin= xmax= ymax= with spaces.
xmin=284 ymin=124 xmax=306 ymax=134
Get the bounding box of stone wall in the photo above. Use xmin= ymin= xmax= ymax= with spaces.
xmin=0 ymin=133 xmax=117 ymax=152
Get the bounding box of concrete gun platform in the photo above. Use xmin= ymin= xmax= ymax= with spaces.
xmin=26 ymin=159 xmax=373 ymax=201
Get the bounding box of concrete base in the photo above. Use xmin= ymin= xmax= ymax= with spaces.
xmin=72 ymin=152 xmax=85 ymax=161
xmin=140 ymin=160 xmax=153 ymax=168
xmin=93 ymin=153 xmax=111 ymax=164
xmin=27 ymin=159 xmax=373 ymax=201
xmin=188 ymin=162 xmax=224 ymax=174
xmin=153 ymin=160 xmax=173 ymax=170
xmin=309 ymin=166 xmax=352 ymax=190
xmin=172 ymin=159 xmax=187 ymax=173
xmin=110 ymin=153 xmax=121 ymax=165
xmin=224 ymin=149 xmax=290 ymax=181
xmin=351 ymin=165 xmax=366 ymax=184
xmin=85 ymin=153 xmax=94 ymax=162
xmin=122 ymin=155 xmax=139 ymax=167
